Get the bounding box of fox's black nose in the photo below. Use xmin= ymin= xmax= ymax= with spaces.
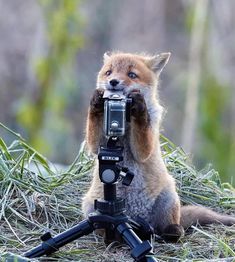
xmin=109 ymin=79 xmax=119 ymax=87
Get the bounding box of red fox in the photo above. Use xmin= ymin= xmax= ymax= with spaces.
xmin=82 ymin=51 xmax=235 ymax=241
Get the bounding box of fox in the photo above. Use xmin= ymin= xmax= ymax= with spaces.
xmin=82 ymin=51 xmax=235 ymax=241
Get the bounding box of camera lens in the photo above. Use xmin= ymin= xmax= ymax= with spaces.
xmin=111 ymin=121 xmax=119 ymax=130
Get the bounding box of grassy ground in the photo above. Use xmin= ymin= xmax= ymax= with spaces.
xmin=0 ymin=123 xmax=234 ymax=262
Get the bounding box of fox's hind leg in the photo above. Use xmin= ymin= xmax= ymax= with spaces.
xmin=150 ymin=189 xmax=184 ymax=242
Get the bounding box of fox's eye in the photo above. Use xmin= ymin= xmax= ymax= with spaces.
xmin=105 ymin=70 xmax=112 ymax=76
xmin=128 ymin=72 xmax=138 ymax=79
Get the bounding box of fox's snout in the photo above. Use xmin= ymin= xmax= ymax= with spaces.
xmin=106 ymin=78 xmax=125 ymax=91
xmin=109 ymin=79 xmax=119 ymax=87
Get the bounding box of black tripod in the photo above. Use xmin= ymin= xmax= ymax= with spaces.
xmin=24 ymin=137 xmax=157 ymax=262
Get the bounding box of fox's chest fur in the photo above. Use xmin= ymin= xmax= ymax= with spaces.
xmin=108 ymin=134 xmax=156 ymax=221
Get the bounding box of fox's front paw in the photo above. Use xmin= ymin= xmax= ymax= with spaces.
xmin=90 ymin=88 xmax=105 ymax=114
xmin=128 ymin=92 xmax=149 ymax=125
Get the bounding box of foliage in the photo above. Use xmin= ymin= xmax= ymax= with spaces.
xmin=16 ymin=0 xmax=84 ymax=162
xmin=182 ymin=1 xmax=234 ymax=186
xmin=197 ymin=73 xmax=234 ymax=185
xmin=0 ymin=123 xmax=234 ymax=261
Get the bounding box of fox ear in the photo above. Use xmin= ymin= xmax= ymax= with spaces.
xmin=103 ymin=51 xmax=112 ymax=63
xmin=146 ymin=52 xmax=171 ymax=74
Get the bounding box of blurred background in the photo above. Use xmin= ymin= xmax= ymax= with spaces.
xmin=0 ymin=0 xmax=234 ymax=185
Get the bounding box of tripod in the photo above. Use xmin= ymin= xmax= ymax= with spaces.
xmin=24 ymin=137 xmax=157 ymax=262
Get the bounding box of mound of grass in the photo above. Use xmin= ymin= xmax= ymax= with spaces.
xmin=0 ymin=123 xmax=234 ymax=261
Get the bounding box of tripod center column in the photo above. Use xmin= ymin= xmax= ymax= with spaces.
xmin=103 ymin=183 xmax=117 ymax=201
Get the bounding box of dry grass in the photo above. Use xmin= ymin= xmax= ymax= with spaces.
xmin=0 ymin=123 xmax=234 ymax=261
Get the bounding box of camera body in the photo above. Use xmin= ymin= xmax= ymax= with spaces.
xmin=103 ymin=90 xmax=132 ymax=137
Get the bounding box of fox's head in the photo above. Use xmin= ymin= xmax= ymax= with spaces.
xmin=97 ymin=52 xmax=170 ymax=100
xmin=97 ymin=52 xmax=170 ymax=123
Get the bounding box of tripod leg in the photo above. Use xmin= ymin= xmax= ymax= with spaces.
xmin=24 ymin=219 xmax=94 ymax=258
xmin=128 ymin=217 xmax=154 ymax=241
xmin=116 ymin=222 xmax=157 ymax=262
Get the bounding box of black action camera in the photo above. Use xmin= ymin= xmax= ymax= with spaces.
xmin=103 ymin=90 xmax=132 ymax=137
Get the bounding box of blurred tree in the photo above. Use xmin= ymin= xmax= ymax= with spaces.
xmin=183 ymin=1 xmax=235 ymax=185
xmin=181 ymin=0 xmax=208 ymax=153
xmin=197 ymin=74 xmax=232 ymax=184
xmin=17 ymin=0 xmax=84 ymax=162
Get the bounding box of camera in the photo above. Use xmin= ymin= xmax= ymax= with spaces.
xmin=103 ymin=90 xmax=132 ymax=137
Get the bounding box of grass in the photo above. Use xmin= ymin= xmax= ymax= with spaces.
xmin=0 ymin=122 xmax=234 ymax=261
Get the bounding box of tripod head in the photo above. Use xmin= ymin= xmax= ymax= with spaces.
xmin=96 ymin=136 xmax=134 ymax=215
xmin=98 ymin=136 xmax=134 ymax=186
